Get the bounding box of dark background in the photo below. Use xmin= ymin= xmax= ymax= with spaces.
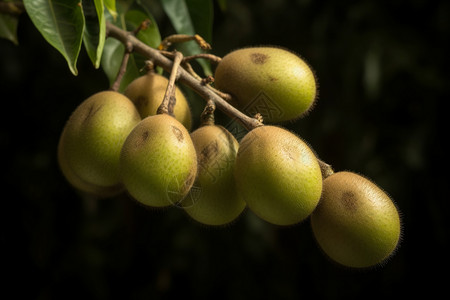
xmin=1 ymin=0 xmax=448 ymax=299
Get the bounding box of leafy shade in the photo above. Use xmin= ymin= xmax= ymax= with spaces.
xmin=23 ymin=0 xmax=85 ymax=75
xmin=0 ymin=13 xmax=19 ymax=45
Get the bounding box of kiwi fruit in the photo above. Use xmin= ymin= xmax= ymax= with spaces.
xmin=310 ymin=171 xmax=402 ymax=268
xmin=57 ymin=91 xmax=141 ymax=192
xmin=120 ymin=114 xmax=197 ymax=207
xmin=182 ymin=124 xmax=246 ymax=226
xmin=234 ymin=125 xmax=322 ymax=225
xmin=214 ymin=47 xmax=317 ymax=123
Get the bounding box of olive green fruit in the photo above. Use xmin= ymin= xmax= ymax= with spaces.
xmin=120 ymin=114 xmax=197 ymax=207
xmin=310 ymin=171 xmax=401 ymax=268
xmin=214 ymin=47 xmax=317 ymax=123
xmin=182 ymin=125 xmax=246 ymax=226
xmin=58 ymin=91 xmax=141 ymax=192
xmin=58 ymin=130 xmax=124 ymax=197
xmin=124 ymin=71 xmax=192 ymax=130
xmin=234 ymin=125 xmax=322 ymax=225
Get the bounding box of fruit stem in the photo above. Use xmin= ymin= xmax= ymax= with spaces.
xmin=318 ymin=159 xmax=334 ymax=179
xmin=106 ymin=22 xmax=263 ymax=131
xmin=157 ymin=51 xmax=183 ymax=116
xmin=200 ymin=100 xmax=216 ymax=126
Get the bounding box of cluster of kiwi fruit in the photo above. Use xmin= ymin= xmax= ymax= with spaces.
xmin=58 ymin=46 xmax=402 ymax=269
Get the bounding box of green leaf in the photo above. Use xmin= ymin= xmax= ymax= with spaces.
xmin=0 ymin=13 xmax=19 ymax=45
xmin=82 ymin=0 xmax=106 ymax=68
xmin=23 ymin=0 xmax=85 ymax=75
xmin=186 ymin=0 xmax=213 ymax=44
xmin=104 ymin=0 xmax=117 ymax=19
xmin=160 ymin=0 xmax=195 ymax=35
xmin=159 ymin=0 xmax=213 ymax=75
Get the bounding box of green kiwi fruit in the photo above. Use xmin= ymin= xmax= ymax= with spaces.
xmin=120 ymin=114 xmax=197 ymax=207
xmin=234 ymin=125 xmax=322 ymax=225
xmin=214 ymin=47 xmax=317 ymax=123
xmin=58 ymin=91 xmax=141 ymax=193
xmin=310 ymin=171 xmax=402 ymax=268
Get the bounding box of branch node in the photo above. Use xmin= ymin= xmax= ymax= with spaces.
xmin=201 ymin=76 xmax=214 ymax=86
xmin=133 ymin=19 xmax=151 ymax=36
xmin=253 ymin=113 xmax=264 ymax=125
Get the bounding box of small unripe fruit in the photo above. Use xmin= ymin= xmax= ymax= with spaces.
xmin=124 ymin=71 xmax=192 ymax=130
xmin=234 ymin=126 xmax=322 ymax=225
xmin=214 ymin=47 xmax=317 ymax=123
xmin=58 ymin=91 xmax=141 ymax=191
xmin=182 ymin=125 xmax=246 ymax=226
xmin=310 ymin=171 xmax=401 ymax=268
xmin=120 ymin=114 xmax=197 ymax=207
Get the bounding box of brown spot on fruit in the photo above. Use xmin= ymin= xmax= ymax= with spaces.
xmin=171 ymin=126 xmax=184 ymax=142
xmin=250 ymin=53 xmax=268 ymax=64
xmin=135 ymin=96 xmax=148 ymax=111
xmin=199 ymin=140 xmax=219 ymax=167
xmin=341 ymin=191 xmax=358 ymax=212
xmin=135 ymin=130 xmax=149 ymax=148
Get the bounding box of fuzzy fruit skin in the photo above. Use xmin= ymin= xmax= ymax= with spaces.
xmin=124 ymin=72 xmax=192 ymax=130
xmin=310 ymin=171 xmax=401 ymax=268
xmin=214 ymin=47 xmax=317 ymax=123
xmin=120 ymin=114 xmax=197 ymax=207
xmin=183 ymin=125 xmax=246 ymax=226
xmin=58 ymin=91 xmax=141 ymax=189
xmin=234 ymin=126 xmax=322 ymax=225
xmin=58 ymin=129 xmax=124 ymax=197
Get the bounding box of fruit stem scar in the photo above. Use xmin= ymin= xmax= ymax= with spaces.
xmin=319 ymin=160 xmax=334 ymax=179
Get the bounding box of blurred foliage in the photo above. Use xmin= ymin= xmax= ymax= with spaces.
xmin=1 ymin=0 xmax=449 ymax=299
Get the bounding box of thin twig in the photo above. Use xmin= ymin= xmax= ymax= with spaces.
xmin=110 ymin=41 xmax=133 ymax=92
xmin=183 ymin=53 xmax=222 ymax=64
